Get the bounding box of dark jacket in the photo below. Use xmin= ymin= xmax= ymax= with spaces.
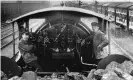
xmin=18 ymin=39 xmax=37 ymax=64
xmin=85 ymin=30 xmax=109 ymax=59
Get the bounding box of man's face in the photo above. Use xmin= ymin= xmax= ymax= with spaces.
xmin=22 ymin=34 xmax=29 ymax=41
xmin=92 ymin=26 xmax=99 ymax=33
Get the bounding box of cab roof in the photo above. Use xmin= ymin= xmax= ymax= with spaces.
xmin=6 ymin=7 xmax=112 ymax=23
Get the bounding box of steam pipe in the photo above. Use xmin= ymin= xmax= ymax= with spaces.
xmin=81 ymin=57 xmax=97 ymax=66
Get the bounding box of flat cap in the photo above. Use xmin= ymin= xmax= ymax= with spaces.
xmin=22 ymin=32 xmax=30 ymax=35
xmin=91 ymin=22 xmax=99 ymax=26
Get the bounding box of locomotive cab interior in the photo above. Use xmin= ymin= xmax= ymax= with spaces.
xmin=6 ymin=7 xmax=112 ymax=73
xmin=16 ymin=12 xmax=99 ymax=72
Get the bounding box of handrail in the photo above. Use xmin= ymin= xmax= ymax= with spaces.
xmin=1 ymin=37 xmax=19 ymax=49
xmin=11 ymin=51 xmax=20 ymax=62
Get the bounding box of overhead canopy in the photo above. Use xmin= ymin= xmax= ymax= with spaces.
xmin=6 ymin=7 xmax=112 ymax=23
xmin=107 ymin=2 xmax=125 ymax=7
xmin=129 ymin=6 xmax=133 ymax=9
xmin=96 ymin=2 xmax=107 ymax=6
xmin=117 ymin=2 xmax=133 ymax=8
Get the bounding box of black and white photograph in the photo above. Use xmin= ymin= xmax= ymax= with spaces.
xmin=1 ymin=0 xmax=133 ymax=80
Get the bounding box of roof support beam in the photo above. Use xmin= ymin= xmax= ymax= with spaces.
xmin=102 ymin=18 xmax=104 ymax=32
xmin=12 ymin=22 xmax=16 ymax=56
xmin=127 ymin=8 xmax=129 ymax=31
xmin=106 ymin=21 xmax=111 ymax=55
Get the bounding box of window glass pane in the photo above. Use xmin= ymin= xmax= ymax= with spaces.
xmin=29 ymin=18 xmax=46 ymax=32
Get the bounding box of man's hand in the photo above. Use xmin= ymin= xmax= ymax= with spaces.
xmin=81 ymin=39 xmax=85 ymax=46
xmin=76 ymin=37 xmax=82 ymax=43
xmin=97 ymin=45 xmax=103 ymax=51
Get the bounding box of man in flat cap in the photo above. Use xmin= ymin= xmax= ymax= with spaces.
xmin=18 ymin=32 xmax=43 ymax=71
xmin=81 ymin=22 xmax=109 ymax=64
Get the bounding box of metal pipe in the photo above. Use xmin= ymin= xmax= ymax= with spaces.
xmin=127 ymin=8 xmax=129 ymax=31
xmin=101 ymin=6 xmax=102 ymax=14
xmin=102 ymin=19 xmax=104 ymax=32
xmin=114 ymin=6 xmax=117 ymax=24
xmin=76 ymin=41 xmax=97 ymax=66
xmin=106 ymin=6 xmax=108 ymax=16
xmin=12 ymin=22 xmax=15 ymax=56
xmin=15 ymin=51 xmax=21 ymax=62
xmin=26 ymin=19 xmax=29 ymax=32
xmin=66 ymin=67 xmax=70 ymax=72
xmin=81 ymin=57 xmax=97 ymax=66
xmin=107 ymin=21 xmax=111 ymax=55
xmin=37 ymin=72 xmax=66 ymax=74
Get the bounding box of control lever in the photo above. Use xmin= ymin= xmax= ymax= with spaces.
xmin=55 ymin=24 xmax=66 ymax=42
xmin=66 ymin=67 xmax=70 ymax=73
xmin=81 ymin=57 xmax=97 ymax=67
